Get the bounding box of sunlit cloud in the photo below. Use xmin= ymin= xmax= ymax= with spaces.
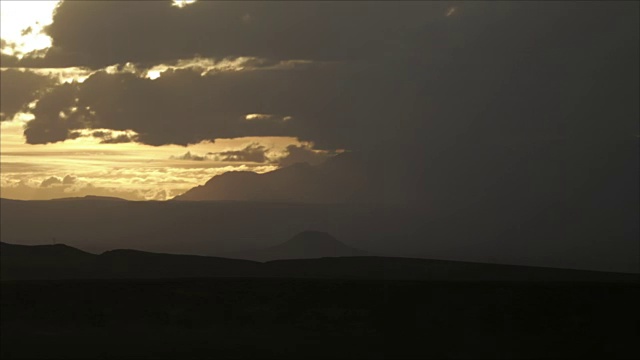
xmin=0 ymin=117 xmax=328 ymax=200
xmin=445 ymin=7 xmax=457 ymax=17
xmin=170 ymin=151 xmax=206 ymax=161
xmin=0 ymin=0 xmax=59 ymax=58
xmin=171 ymin=0 xmax=197 ymax=9
xmin=144 ymin=56 xmax=255 ymax=79
xmin=2 ymin=67 xmax=94 ymax=84
xmin=245 ymin=113 xmax=293 ymax=122
xmin=142 ymin=57 xmax=319 ymax=79
xmin=245 ymin=114 xmax=272 ymax=121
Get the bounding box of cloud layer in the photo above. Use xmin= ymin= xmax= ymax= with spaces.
xmin=1 ymin=1 xmax=638 ymax=210
xmin=0 ymin=69 xmax=55 ymax=121
xmin=22 ymin=1 xmax=447 ymax=68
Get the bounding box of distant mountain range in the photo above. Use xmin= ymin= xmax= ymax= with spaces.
xmin=2 ymin=232 xmax=637 ymax=282
xmin=174 ymin=152 xmax=388 ymax=204
xmin=51 ymin=195 xmax=128 ymax=201
xmin=224 ymin=231 xmax=369 ymax=261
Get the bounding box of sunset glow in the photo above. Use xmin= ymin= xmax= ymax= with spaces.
xmin=0 ymin=4 xmax=638 ymax=355
xmin=0 ymin=114 xmax=328 ymax=200
xmin=0 ymin=1 xmax=334 ymax=200
xmin=0 ymin=0 xmax=59 ymax=57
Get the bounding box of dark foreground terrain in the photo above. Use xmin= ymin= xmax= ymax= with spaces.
xmin=3 ymin=241 xmax=638 ymax=283
xmin=2 ymin=279 xmax=638 ymax=359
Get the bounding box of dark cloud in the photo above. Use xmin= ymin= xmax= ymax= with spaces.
xmin=22 ymin=65 xmax=380 ymax=147
xmin=3 ymin=179 xmax=149 ymax=201
xmin=15 ymin=2 xmax=635 ymax=150
xmin=22 ymin=82 xmax=86 ymax=144
xmin=209 ymin=143 xmax=269 ymax=163
xmin=171 ymin=144 xmax=329 ymax=164
xmin=20 ymin=1 xmax=449 ymax=69
xmin=90 ymin=130 xmax=138 ymax=144
xmin=20 ymin=27 xmax=33 ymax=36
xmin=4 ymin=45 xmax=89 ymax=69
xmin=6 ymin=2 xmax=638 ymax=221
xmin=100 ymin=134 xmax=136 ymax=144
xmin=0 ymin=52 xmax=19 ymax=67
xmin=40 ymin=176 xmax=62 ymax=188
xmin=39 ymin=174 xmax=77 ymax=188
xmin=0 ymin=40 xmax=18 ymax=66
xmin=0 ymin=69 xmax=56 ymax=121
xmin=171 ymin=151 xmax=206 ymax=161
xmin=1 ymin=1 xmax=637 ymax=272
xmin=277 ymin=145 xmax=333 ymax=167
xmin=62 ymin=175 xmax=77 ymax=185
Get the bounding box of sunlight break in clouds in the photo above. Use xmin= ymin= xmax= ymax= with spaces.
xmin=0 ymin=117 xmax=326 ymax=200
xmin=172 ymin=0 xmax=197 ymax=9
xmin=0 ymin=0 xmax=59 ymax=57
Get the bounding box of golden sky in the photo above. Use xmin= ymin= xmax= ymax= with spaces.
xmin=0 ymin=0 xmax=331 ymax=200
xmin=0 ymin=115 xmax=307 ymax=200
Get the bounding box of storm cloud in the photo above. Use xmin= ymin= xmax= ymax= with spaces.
xmin=3 ymin=1 xmax=638 ymax=211
xmin=210 ymin=143 xmax=269 ymax=163
xmin=0 ymin=1 xmax=638 ymax=275
xmin=171 ymin=151 xmax=206 ymax=161
xmin=277 ymin=145 xmax=333 ymax=167
xmin=21 ymin=63 xmax=403 ymax=149
xmin=17 ymin=1 xmax=449 ymax=69
xmin=0 ymin=69 xmax=56 ymax=121
xmin=40 ymin=176 xmax=62 ymax=188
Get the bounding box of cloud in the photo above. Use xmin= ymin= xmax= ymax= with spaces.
xmin=171 ymin=151 xmax=206 ymax=161
xmin=4 ymin=179 xmax=141 ymax=201
xmin=244 ymin=113 xmax=292 ymax=122
xmin=12 ymin=1 xmax=449 ymax=69
xmin=22 ymin=81 xmax=86 ymax=144
xmin=39 ymin=174 xmax=76 ymax=188
xmin=3 ymin=1 xmax=637 ymax=216
xmin=62 ymin=175 xmax=77 ymax=185
xmin=0 ymin=69 xmax=56 ymax=121
xmin=209 ymin=143 xmax=269 ymax=163
xmin=9 ymin=2 xmax=636 ymax=154
xmin=277 ymin=145 xmax=334 ymax=167
xmin=40 ymin=176 xmax=62 ymax=187
xmin=90 ymin=130 xmax=138 ymax=144
xmin=20 ymin=65 xmax=370 ymax=148
xmin=169 ymin=143 xmax=333 ymax=165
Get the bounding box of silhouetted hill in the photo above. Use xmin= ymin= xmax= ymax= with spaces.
xmin=0 ymin=242 xmax=99 ymax=280
xmin=0 ymin=242 xmax=261 ymax=281
xmin=264 ymin=257 xmax=639 ymax=282
xmin=225 ymin=231 xmax=368 ymax=261
xmin=52 ymin=195 xmax=128 ymax=201
xmin=2 ymin=242 xmax=637 ymax=283
xmin=100 ymin=249 xmax=262 ymax=279
xmin=174 ymin=152 xmax=380 ymax=204
xmin=2 ymin=197 xmax=638 ymax=273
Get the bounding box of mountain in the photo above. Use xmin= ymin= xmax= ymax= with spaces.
xmin=52 ymin=195 xmax=128 ymax=201
xmin=224 ymin=231 xmax=369 ymax=261
xmin=0 ymin=242 xmax=261 ymax=281
xmin=99 ymin=249 xmax=262 ymax=279
xmin=3 ymin=196 xmax=639 ymax=273
xmin=2 ymin=241 xmax=637 ymax=283
xmin=0 ymin=242 xmax=100 ymax=280
xmin=174 ymin=152 xmax=382 ymax=204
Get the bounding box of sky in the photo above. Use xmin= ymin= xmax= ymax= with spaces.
xmin=0 ymin=0 xmax=337 ymax=200
xmin=0 ymin=0 xmax=638 ymax=202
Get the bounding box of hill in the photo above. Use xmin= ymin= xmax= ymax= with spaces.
xmin=174 ymin=152 xmax=382 ymax=204
xmin=2 ymin=197 xmax=638 ymax=274
xmin=2 ymin=241 xmax=637 ymax=283
xmin=51 ymin=195 xmax=128 ymax=201
xmin=0 ymin=242 xmax=261 ymax=281
xmin=224 ymin=231 xmax=368 ymax=261
xmin=0 ymin=242 xmax=100 ymax=280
